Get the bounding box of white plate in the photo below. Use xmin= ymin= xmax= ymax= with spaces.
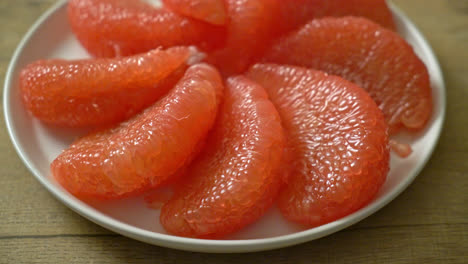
xmin=3 ymin=0 xmax=445 ymax=253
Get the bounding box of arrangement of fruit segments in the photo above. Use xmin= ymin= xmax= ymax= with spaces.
xmin=18 ymin=0 xmax=433 ymax=238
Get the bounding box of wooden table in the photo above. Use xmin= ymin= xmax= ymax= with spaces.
xmin=1 ymin=0 xmax=467 ymax=262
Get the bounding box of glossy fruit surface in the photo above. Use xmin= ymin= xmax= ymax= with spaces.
xmin=20 ymin=47 xmax=194 ymax=127
xmin=161 ymin=75 xmax=285 ymax=238
xmin=51 ymin=64 xmax=224 ymax=199
xmin=247 ymin=64 xmax=389 ymax=227
xmin=263 ymin=17 xmax=432 ymax=133
xmin=68 ymin=0 xmax=224 ymax=57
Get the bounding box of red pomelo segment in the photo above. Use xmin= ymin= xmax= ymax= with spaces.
xmin=51 ymin=64 xmax=224 ymax=199
xmin=161 ymin=76 xmax=285 ymax=238
xmin=263 ymin=17 xmax=432 ymax=134
xmin=68 ymin=0 xmax=224 ymax=57
xmin=205 ymin=0 xmax=280 ymax=76
xmin=163 ymin=0 xmax=227 ymax=25
xmin=20 ymin=47 xmax=194 ymax=127
xmin=278 ymin=0 xmax=396 ymax=33
xmin=247 ymin=64 xmax=389 ymax=227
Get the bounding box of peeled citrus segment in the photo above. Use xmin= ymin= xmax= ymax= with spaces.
xmin=51 ymin=63 xmax=224 ymax=199
xmin=263 ymin=17 xmax=432 ymax=134
xmin=21 ymin=62 xmax=187 ymax=128
xmin=247 ymin=64 xmax=389 ymax=227
xmin=20 ymin=47 xmax=194 ymax=127
xmin=160 ymin=76 xmax=285 ymax=238
xmin=21 ymin=47 xmax=192 ymax=97
xmin=206 ymin=0 xmax=280 ymax=76
xmin=68 ymin=0 xmax=224 ymax=57
xmin=162 ymin=0 xmax=227 ymax=25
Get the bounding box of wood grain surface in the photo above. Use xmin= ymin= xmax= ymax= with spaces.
xmin=1 ymin=0 xmax=467 ymax=263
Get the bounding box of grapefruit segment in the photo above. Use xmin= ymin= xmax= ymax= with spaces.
xmin=160 ymin=76 xmax=285 ymax=238
xmin=20 ymin=47 xmax=195 ymax=127
xmin=162 ymin=0 xmax=227 ymax=25
xmin=263 ymin=17 xmax=432 ymax=134
xmin=247 ymin=64 xmax=389 ymax=227
xmin=51 ymin=63 xmax=224 ymax=199
xmin=68 ymin=0 xmax=224 ymax=57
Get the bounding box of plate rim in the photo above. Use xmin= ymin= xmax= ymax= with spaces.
xmin=3 ymin=0 xmax=446 ymax=253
